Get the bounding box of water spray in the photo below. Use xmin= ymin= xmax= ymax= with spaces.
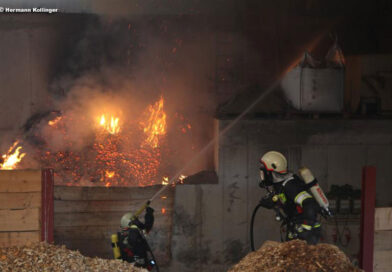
xmin=133 ymin=29 xmax=331 ymax=217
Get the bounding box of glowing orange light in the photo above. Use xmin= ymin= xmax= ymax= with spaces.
xmin=140 ymin=96 xmax=167 ymax=148
xmin=105 ymin=170 xmax=115 ymax=178
xmin=161 ymin=196 xmax=167 ymax=199
xmin=105 ymin=182 xmax=111 ymax=187
xmin=178 ymin=174 xmax=187 ymax=184
xmin=161 ymin=208 xmax=166 ymax=214
xmin=98 ymin=114 xmax=120 ymax=134
xmin=48 ymin=116 xmax=62 ymax=126
xmin=162 ymin=176 xmax=169 ymax=185
xmin=0 ymin=141 xmax=26 ymax=170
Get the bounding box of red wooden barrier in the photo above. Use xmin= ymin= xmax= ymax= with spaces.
xmin=41 ymin=169 xmax=54 ymax=243
xmin=359 ymin=166 xmax=376 ymax=272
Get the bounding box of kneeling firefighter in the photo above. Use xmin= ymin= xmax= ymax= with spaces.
xmin=251 ymin=151 xmax=331 ymax=247
xmin=111 ymin=206 xmax=158 ymax=271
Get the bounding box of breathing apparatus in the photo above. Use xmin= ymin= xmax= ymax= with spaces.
xmin=298 ymin=167 xmax=332 ymax=216
xmin=111 ymin=202 xmax=159 ymax=272
xmin=251 ymin=151 xmax=332 ymax=251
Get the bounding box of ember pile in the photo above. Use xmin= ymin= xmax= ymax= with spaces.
xmin=0 ymin=242 xmax=146 ymax=272
xmin=228 ymin=240 xmax=362 ymax=272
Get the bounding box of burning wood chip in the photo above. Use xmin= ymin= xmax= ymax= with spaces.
xmin=228 ymin=240 xmax=363 ymax=272
xmin=0 ymin=242 xmax=146 ymax=272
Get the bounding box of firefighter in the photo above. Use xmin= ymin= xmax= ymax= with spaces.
xmin=258 ymin=151 xmax=328 ymax=245
xmin=118 ymin=207 xmax=155 ymax=270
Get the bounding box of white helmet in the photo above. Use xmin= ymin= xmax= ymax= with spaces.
xmin=260 ymin=151 xmax=287 ymax=173
xmin=120 ymin=212 xmax=133 ymax=228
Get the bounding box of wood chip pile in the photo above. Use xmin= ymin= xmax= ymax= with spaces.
xmin=0 ymin=242 xmax=146 ymax=272
xmin=229 ymin=240 xmax=363 ymax=272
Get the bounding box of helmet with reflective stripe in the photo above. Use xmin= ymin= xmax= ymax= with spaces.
xmin=260 ymin=151 xmax=288 ymax=173
xmin=120 ymin=212 xmax=133 ymax=228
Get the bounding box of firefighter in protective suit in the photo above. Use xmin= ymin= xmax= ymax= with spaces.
xmin=118 ymin=207 xmax=155 ymax=270
xmin=258 ymin=151 xmax=328 ymax=245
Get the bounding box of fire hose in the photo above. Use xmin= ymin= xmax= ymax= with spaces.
xmin=127 ymin=176 xmax=183 ymax=270
xmin=250 ymin=197 xmax=288 ymax=251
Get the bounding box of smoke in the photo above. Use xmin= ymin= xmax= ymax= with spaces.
xmin=22 ymin=14 xmax=220 ymax=183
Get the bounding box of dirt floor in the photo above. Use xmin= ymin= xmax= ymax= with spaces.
xmin=0 ymin=242 xmax=146 ymax=272
xmin=228 ymin=240 xmax=363 ymax=272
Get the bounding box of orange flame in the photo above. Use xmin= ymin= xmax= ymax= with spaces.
xmin=105 ymin=170 xmax=115 ymax=178
xmin=178 ymin=174 xmax=187 ymax=184
xmin=98 ymin=114 xmax=120 ymax=134
xmin=48 ymin=116 xmax=62 ymax=126
xmin=0 ymin=141 xmax=26 ymax=170
xmin=162 ymin=176 xmax=169 ymax=185
xmin=161 ymin=208 xmax=166 ymax=214
xmin=141 ymin=96 xmax=167 ymax=148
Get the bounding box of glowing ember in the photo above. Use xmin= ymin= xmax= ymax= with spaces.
xmin=105 ymin=170 xmax=115 ymax=178
xmin=98 ymin=114 xmax=120 ymax=134
xmin=140 ymin=96 xmax=167 ymax=148
xmin=37 ymin=95 xmax=187 ymax=187
xmin=0 ymin=141 xmax=26 ymax=170
xmin=178 ymin=174 xmax=187 ymax=184
xmin=48 ymin=116 xmax=62 ymax=126
xmin=162 ymin=176 xmax=169 ymax=185
xmin=161 ymin=208 xmax=166 ymax=214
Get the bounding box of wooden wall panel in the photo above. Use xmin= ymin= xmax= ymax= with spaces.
xmin=374 ymin=208 xmax=392 ymax=272
xmin=375 ymin=207 xmax=392 ymax=231
xmin=374 ymin=250 xmax=392 ymax=272
xmin=0 ymin=170 xmax=41 ymax=192
xmin=54 ymin=185 xmax=174 ymax=265
xmin=0 ymin=192 xmax=41 ymax=210
xmin=0 ymin=208 xmax=40 ymax=232
xmin=0 ymin=170 xmax=44 ymax=248
xmin=0 ymin=231 xmax=40 ymax=247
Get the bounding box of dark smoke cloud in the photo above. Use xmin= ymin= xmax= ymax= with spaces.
xmin=31 ymin=14 xmax=222 ymax=177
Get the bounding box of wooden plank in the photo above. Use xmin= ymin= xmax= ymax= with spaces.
xmin=0 ymin=192 xmax=41 ymax=210
xmin=374 ymin=231 xmax=392 ymax=251
xmin=55 ymin=226 xmax=117 ymax=240
xmin=0 ymin=231 xmax=40 ymax=247
xmin=375 ymin=207 xmax=392 ymax=231
xmin=0 ymin=208 xmax=40 ymax=231
xmin=54 ymin=198 xmax=174 ymax=213
xmin=54 ymin=211 xmax=172 ymax=227
xmin=54 ymin=185 xmax=172 ymax=201
xmin=53 ymin=185 xmax=174 ymax=265
xmin=374 ymin=250 xmax=392 ymax=272
xmin=54 ymin=217 xmax=173 ymax=265
xmin=0 ymin=170 xmax=41 ymax=192
xmin=54 ymin=226 xmax=172 ymax=244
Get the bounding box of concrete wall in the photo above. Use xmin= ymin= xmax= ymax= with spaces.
xmin=167 ymin=119 xmax=392 ymax=272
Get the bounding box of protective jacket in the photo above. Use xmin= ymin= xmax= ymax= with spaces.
xmin=260 ymin=173 xmax=321 ymax=244
xmin=118 ymin=207 xmax=155 ymax=269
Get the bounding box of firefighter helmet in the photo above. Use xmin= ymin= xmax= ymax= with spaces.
xmin=260 ymin=151 xmax=287 ymax=173
xmin=120 ymin=212 xmax=133 ymax=228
